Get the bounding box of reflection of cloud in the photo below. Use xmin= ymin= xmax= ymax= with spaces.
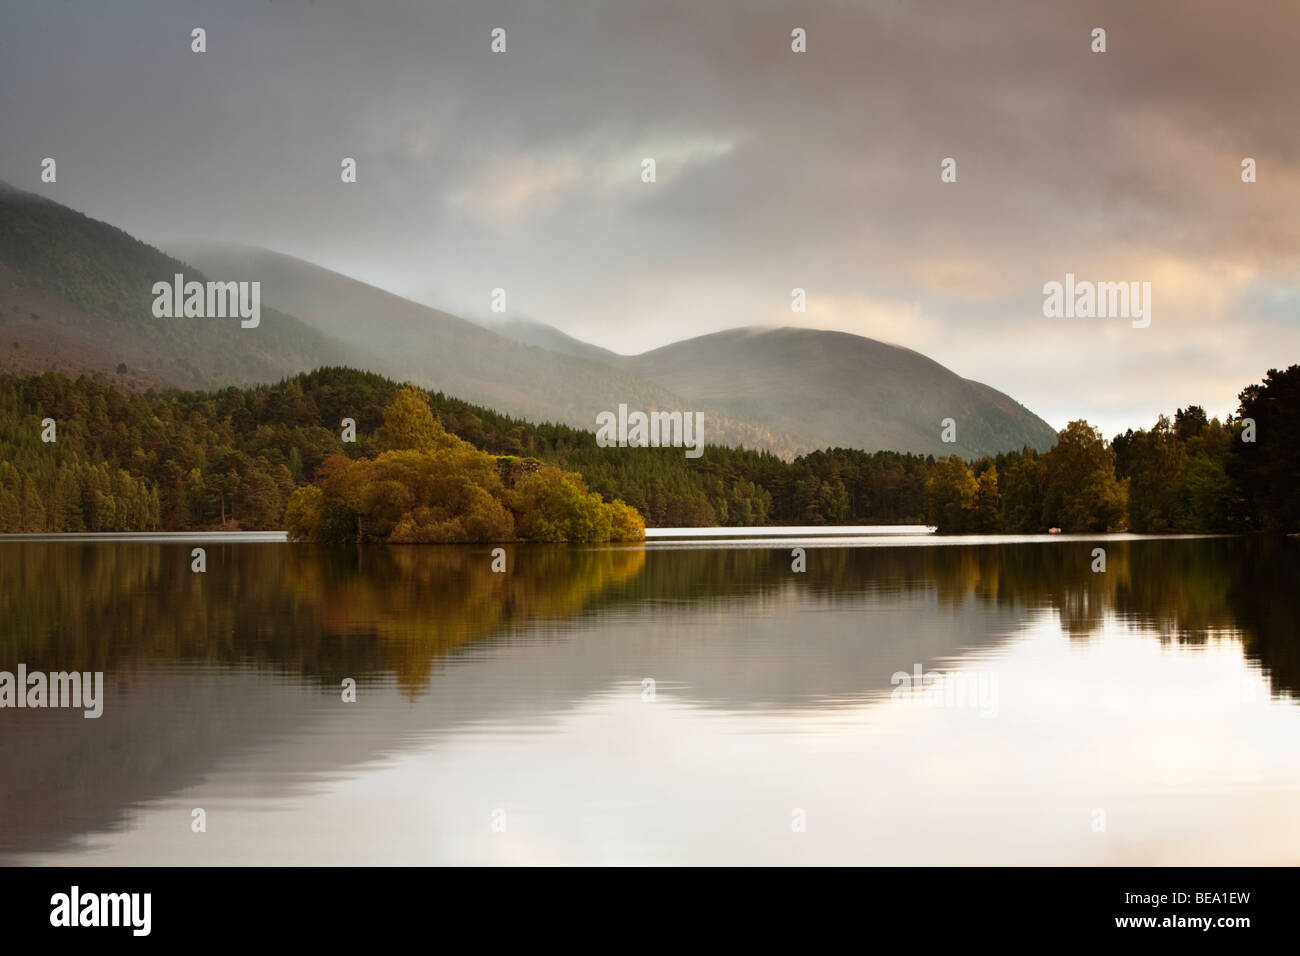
xmin=18 ymin=616 xmax=1300 ymax=865
xmin=6 ymin=535 xmax=1298 ymax=862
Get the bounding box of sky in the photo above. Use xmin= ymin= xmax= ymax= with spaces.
xmin=1 ymin=0 xmax=1297 ymax=436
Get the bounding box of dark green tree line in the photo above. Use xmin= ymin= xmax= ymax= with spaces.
xmin=1 ymin=364 xmax=1296 ymax=535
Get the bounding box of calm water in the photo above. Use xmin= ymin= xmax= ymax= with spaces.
xmin=2 ymin=534 xmax=1298 ymax=865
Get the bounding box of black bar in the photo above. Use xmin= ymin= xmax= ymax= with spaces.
xmin=0 ymin=865 xmax=1282 ymax=942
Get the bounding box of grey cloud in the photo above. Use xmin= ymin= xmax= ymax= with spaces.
xmin=0 ymin=0 xmax=1295 ymax=436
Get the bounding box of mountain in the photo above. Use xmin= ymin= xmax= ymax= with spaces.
xmin=483 ymin=321 xmax=1060 ymax=458
xmin=166 ymin=241 xmax=799 ymax=454
xmin=172 ymin=245 xmax=1058 ymax=458
xmin=0 ymin=183 xmax=1057 ymax=459
xmin=616 ymin=327 xmax=1059 ymax=458
xmin=0 ymin=181 xmax=362 ymax=391
xmin=479 ymin=317 xmax=623 ymax=366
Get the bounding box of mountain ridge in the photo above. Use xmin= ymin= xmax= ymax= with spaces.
xmin=164 ymin=240 xmax=801 ymax=455
xmin=613 ymin=325 xmax=1059 ymax=456
xmin=0 ymin=181 xmax=367 ymax=391
xmin=170 ymin=243 xmax=1059 ymax=457
xmin=0 ymin=181 xmax=1058 ymax=459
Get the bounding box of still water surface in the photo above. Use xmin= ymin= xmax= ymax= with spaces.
xmin=2 ymin=534 xmax=1298 ymax=864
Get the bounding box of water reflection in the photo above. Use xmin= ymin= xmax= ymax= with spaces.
xmin=1 ymin=535 xmax=1297 ymax=863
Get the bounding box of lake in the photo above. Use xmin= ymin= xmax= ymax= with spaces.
xmin=2 ymin=533 xmax=1298 ymax=865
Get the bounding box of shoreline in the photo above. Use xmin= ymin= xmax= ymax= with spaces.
xmin=0 ymin=528 xmax=1241 ymax=546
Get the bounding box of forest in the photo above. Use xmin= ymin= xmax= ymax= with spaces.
xmin=283 ymin=385 xmax=644 ymax=543
xmin=0 ymin=363 xmax=1296 ymax=537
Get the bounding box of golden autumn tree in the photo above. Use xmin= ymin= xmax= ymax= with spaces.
xmin=286 ymin=386 xmax=644 ymax=544
xmin=373 ymin=383 xmax=466 ymax=453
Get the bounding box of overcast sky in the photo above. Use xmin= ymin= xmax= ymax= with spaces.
xmin=2 ymin=0 xmax=1296 ymax=436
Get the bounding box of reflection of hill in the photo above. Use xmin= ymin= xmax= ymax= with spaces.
xmin=2 ymin=536 xmax=1296 ymax=861
xmin=2 ymin=537 xmax=1296 ymax=697
xmin=0 ymin=665 xmax=330 ymax=858
xmin=594 ymin=539 xmax=1299 ymax=697
xmin=0 ymin=541 xmax=646 ymax=858
xmin=0 ymin=542 xmax=646 ymax=691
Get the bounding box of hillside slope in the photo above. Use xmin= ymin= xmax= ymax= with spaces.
xmin=617 ymin=327 xmax=1059 ymax=458
xmin=173 ymin=245 xmax=1059 ymax=458
xmin=0 ymin=182 xmax=363 ymax=391
xmin=481 ymin=317 xmax=624 ymax=366
xmin=0 ymin=184 xmax=1056 ymax=460
xmin=167 ymin=242 xmax=798 ymax=455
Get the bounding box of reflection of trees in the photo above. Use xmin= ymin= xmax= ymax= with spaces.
xmin=2 ymin=536 xmax=1296 ymax=698
xmin=1223 ymin=537 xmax=1300 ymax=700
xmin=0 ymin=542 xmax=644 ymax=694
xmin=931 ymin=538 xmax=1298 ymax=696
xmin=284 ymin=544 xmax=646 ymax=691
xmin=600 ymin=540 xmax=1300 ymax=696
